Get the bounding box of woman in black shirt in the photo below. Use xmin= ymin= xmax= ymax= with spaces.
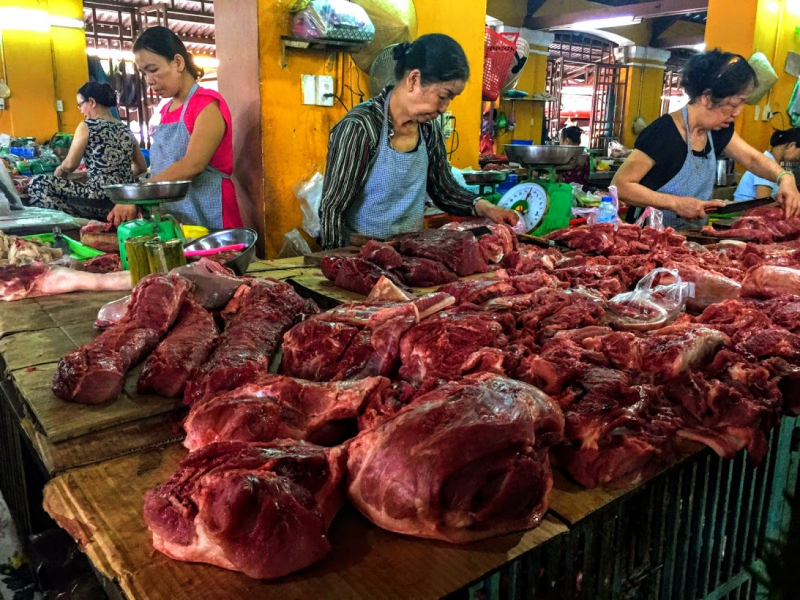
xmin=613 ymin=50 xmax=800 ymax=229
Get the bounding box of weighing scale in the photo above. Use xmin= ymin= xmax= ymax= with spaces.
xmin=104 ymin=182 xmax=189 ymax=269
xmin=498 ymin=145 xmax=585 ymax=236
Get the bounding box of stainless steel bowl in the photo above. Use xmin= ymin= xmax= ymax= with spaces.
xmin=463 ymin=171 xmax=509 ymax=184
xmin=104 ymin=180 xmax=192 ymax=202
xmin=184 ymin=228 xmax=258 ymax=276
xmin=504 ymin=145 xmax=586 ymax=170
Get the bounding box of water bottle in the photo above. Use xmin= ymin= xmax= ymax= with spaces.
xmin=596 ymin=195 xmax=617 ymax=224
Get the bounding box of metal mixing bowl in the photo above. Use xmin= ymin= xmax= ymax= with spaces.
xmin=184 ymin=228 xmax=258 ymax=276
xmin=463 ymin=171 xmax=509 ymax=184
xmin=104 ymin=180 xmax=192 ymax=202
xmin=504 ymin=145 xmax=586 ymax=170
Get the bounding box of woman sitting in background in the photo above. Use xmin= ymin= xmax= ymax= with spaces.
xmin=559 ymin=125 xmax=589 ymax=187
xmin=734 ymin=127 xmax=800 ymax=201
xmin=29 ymin=82 xmax=147 ymax=220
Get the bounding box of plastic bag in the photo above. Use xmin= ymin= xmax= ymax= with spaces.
xmin=606 ymin=268 xmax=695 ymax=331
xmin=572 ymin=185 xmax=620 ymax=226
xmin=294 ymin=171 xmax=323 ymax=238
xmin=608 ymin=140 xmax=631 ymax=159
xmin=277 ymin=228 xmax=312 ymax=258
xmin=95 ymin=295 xmax=131 ymax=329
xmin=634 ymin=206 xmax=664 ymax=230
xmin=746 ymin=52 xmax=778 ymax=105
xmin=291 ymin=0 xmax=375 ymax=42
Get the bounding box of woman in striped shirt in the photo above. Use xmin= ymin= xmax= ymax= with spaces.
xmin=319 ymin=34 xmax=519 ymax=249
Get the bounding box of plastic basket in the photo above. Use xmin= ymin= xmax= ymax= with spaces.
xmin=482 ymin=29 xmax=518 ymax=102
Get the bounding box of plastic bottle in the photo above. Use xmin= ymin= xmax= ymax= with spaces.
xmin=596 ymin=195 xmax=617 ymax=224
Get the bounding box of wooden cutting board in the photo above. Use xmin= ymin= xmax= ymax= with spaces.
xmin=43 ymin=444 xmax=568 ymax=600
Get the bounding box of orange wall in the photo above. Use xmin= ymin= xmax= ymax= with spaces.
xmin=257 ymin=0 xmax=487 ymax=257
xmin=0 ymin=0 xmax=87 ymax=141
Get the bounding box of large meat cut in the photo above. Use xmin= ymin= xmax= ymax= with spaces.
xmin=701 ymin=207 xmax=800 ymax=244
xmin=281 ymin=293 xmax=454 ymax=382
xmin=52 ymin=274 xmax=189 ymax=404
xmin=346 ymin=373 xmax=564 ymax=543
xmin=395 ymin=229 xmax=489 ymax=276
xmin=144 ymin=441 xmax=346 ymax=579
xmin=183 ymin=374 xmax=391 ymax=450
xmin=138 ymin=298 xmax=219 ymax=398
xmin=0 ymin=264 xmax=131 ymax=301
xmin=184 ymin=278 xmax=315 ymax=406
xmin=440 ymin=219 xmax=519 ymax=263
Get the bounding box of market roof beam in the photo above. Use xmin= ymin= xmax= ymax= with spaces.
xmin=524 ymin=0 xmax=709 ymax=30
xmin=86 ymin=25 xmax=215 ymax=46
xmin=84 ymin=1 xmax=215 ymax=26
xmin=651 ymin=34 xmax=705 ymax=49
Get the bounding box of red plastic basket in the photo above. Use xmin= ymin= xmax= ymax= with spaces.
xmin=482 ymin=29 xmax=519 ymax=102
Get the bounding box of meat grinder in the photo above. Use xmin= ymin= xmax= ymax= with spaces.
xmin=104 ymin=181 xmax=190 ymax=269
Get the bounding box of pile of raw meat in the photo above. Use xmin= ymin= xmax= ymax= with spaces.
xmin=321 ymin=222 xmax=517 ymax=294
xmin=142 ymin=213 xmax=800 ymax=581
xmin=701 ymin=206 xmax=800 ymax=244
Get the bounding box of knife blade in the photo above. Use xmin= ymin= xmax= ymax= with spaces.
xmin=712 ymin=197 xmax=777 ymax=215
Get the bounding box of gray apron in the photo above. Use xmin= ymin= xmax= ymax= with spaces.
xmin=344 ymin=91 xmax=428 ymax=241
xmin=657 ymin=106 xmax=717 ymax=230
xmin=149 ymin=83 xmax=228 ymax=229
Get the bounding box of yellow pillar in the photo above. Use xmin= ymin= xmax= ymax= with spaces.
xmin=614 ymin=46 xmax=671 ymax=149
xmin=0 ymin=0 xmax=86 ymax=141
xmin=497 ymin=28 xmax=554 ymax=148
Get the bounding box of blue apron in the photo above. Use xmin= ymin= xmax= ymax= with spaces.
xmin=149 ymin=83 xmax=228 ymax=229
xmin=344 ymin=91 xmax=428 ymax=241
xmin=657 ymin=106 xmax=717 ymax=230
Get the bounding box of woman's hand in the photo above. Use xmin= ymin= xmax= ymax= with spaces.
xmin=475 ymin=199 xmax=520 ymax=226
xmin=672 ymin=197 xmax=727 ymax=220
xmin=107 ymin=204 xmax=138 ymax=227
xmin=776 ymin=175 xmax=800 ymax=219
xmin=54 ymin=165 xmax=68 ymax=178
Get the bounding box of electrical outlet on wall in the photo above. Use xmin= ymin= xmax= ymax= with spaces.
xmin=56 ymin=99 xmax=63 ymax=112
xmin=754 ymin=105 xmax=761 ymax=121
xmin=317 ymin=75 xmax=334 ymax=107
xmin=441 ymin=111 xmax=454 ymax=138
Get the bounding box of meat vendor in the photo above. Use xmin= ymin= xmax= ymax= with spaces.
xmin=108 ymin=26 xmax=243 ymax=230
xmin=318 ymin=34 xmax=519 ymax=250
xmin=614 ymin=49 xmax=800 ymax=229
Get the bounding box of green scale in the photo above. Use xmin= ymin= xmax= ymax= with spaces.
xmin=105 ymin=182 xmax=190 ymax=269
xmin=499 ymin=145 xmax=586 ymax=235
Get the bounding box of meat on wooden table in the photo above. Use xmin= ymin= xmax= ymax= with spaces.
xmin=0 ymin=264 xmax=131 ymax=301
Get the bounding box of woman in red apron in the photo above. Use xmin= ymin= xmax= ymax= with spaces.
xmin=111 ymin=26 xmax=242 ymax=229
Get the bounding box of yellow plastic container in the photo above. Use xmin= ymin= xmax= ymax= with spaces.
xmin=182 ymin=225 xmax=209 ymax=239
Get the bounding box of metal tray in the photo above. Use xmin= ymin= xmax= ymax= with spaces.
xmin=104 ymin=181 xmax=191 ymax=202
xmin=462 ymin=171 xmax=508 ymax=184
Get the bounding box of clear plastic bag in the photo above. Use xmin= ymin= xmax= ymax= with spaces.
xmin=291 ymin=0 xmax=375 ymax=42
xmin=606 ymin=268 xmax=695 ymax=331
xmin=277 ymin=228 xmax=312 ymax=258
xmin=294 ymin=171 xmax=323 ymax=238
xmin=95 ymin=295 xmax=131 ymax=329
xmin=634 ymin=206 xmax=665 ymax=230
xmin=572 ymin=185 xmax=620 ymax=227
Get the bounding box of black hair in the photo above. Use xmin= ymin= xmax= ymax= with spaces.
xmin=78 ymin=81 xmax=117 ymax=108
xmin=560 ymin=125 xmax=582 ymax=145
xmin=770 ymin=127 xmax=800 ymax=148
xmin=681 ymin=48 xmax=757 ymax=104
xmin=392 ymin=34 xmax=470 ymax=85
xmin=133 ymin=26 xmax=204 ymax=80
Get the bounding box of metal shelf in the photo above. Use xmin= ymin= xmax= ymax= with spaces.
xmin=280 ymin=36 xmax=368 ymax=68
xmin=501 ymin=96 xmax=554 ymax=103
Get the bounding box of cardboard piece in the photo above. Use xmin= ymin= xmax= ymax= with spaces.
xmin=44 ymin=444 xmax=567 ymax=600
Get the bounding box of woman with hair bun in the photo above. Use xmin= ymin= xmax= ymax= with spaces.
xmin=614 ymin=48 xmax=800 ymax=229
xmin=734 ymin=128 xmax=800 ymax=201
xmin=28 ymin=81 xmax=147 ymax=220
xmin=125 ymin=26 xmax=242 ymax=229
xmin=319 ymin=34 xmax=518 ymax=249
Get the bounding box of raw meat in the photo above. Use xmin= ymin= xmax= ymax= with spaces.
xmin=398 ymin=305 xmax=516 ymax=385
xmin=0 ymin=264 xmax=131 ymax=301
xmin=366 ymin=275 xmax=414 ymax=302
xmin=441 ymin=220 xmax=519 ymax=263
xmin=666 ymin=263 xmax=741 ymax=311
xmin=321 ymin=255 xmax=405 ymax=296
xmin=138 ymin=298 xmax=219 ymax=398
xmin=281 ymin=293 xmax=454 ymax=382
xmin=438 ymin=277 xmax=517 ymax=305
xmin=346 ymin=373 xmax=564 ymax=542
xmin=394 ymin=256 xmax=457 ymax=287
xmin=357 ymin=240 xmax=403 ymax=270
xmin=501 ymin=246 xmax=563 ymax=274
xmin=183 ymin=375 xmax=391 ymax=450
xmin=547 ymin=224 xmax=684 ymax=256
xmin=144 ymin=440 xmax=346 ymax=579
xmin=173 ymin=258 xmax=246 ymax=310
xmin=184 ymin=279 xmax=314 ymax=406
xmin=52 ymin=274 xmax=190 ymax=404
xmin=394 ymin=229 xmax=489 ymax=276
xmin=83 ymin=254 xmax=122 ymax=274
xmin=701 ymin=207 xmax=800 ymax=245
xmin=741 ymin=265 xmax=800 ymax=299
xmin=81 ymin=220 xmax=114 ymax=234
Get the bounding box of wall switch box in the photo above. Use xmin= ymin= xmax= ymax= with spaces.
xmin=763 ymin=103 xmax=772 ymax=121
xmin=0 ymin=98 xmax=5 ymax=110
xmin=56 ymin=99 xmax=63 ymax=112
xmin=301 ymin=75 xmax=316 ymax=105
xmin=317 ymin=75 xmax=334 ymax=107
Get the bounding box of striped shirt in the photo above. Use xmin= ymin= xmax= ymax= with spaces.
xmin=319 ymin=88 xmax=478 ymax=249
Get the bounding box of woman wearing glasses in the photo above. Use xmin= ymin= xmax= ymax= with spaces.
xmin=613 ymin=49 xmax=800 ymax=229
xmin=29 ymin=81 xmax=147 ymax=220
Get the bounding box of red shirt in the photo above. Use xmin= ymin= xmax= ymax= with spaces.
xmin=160 ymin=87 xmax=242 ymax=228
